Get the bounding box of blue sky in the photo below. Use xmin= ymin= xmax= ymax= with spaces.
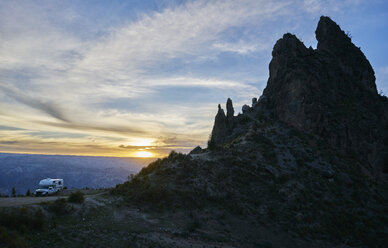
xmin=0 ymin=0 xmax=387 ymax=157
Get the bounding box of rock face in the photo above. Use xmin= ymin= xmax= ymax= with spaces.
xmin=210 ymin=99 xmax=236 ymax=146
xmin=211 ymin=16 xmax=388 ymax=179
xmin=226 ymin=98 xmax=234 ymax=120
xmin=262 ymin=16 xmax=387 ymax=178
xmin=210 ymin=104 xmax=228 ymax=145
xmin=115 ymin=17 xmax=388 ymax=248
xmin=252 ymin=97 xmax=258 ymax=107
xmin=316 ymin=17 xmax=377 ymax=94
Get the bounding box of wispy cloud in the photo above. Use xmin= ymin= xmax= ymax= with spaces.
xmin=0 ymin=83 xmax=70 ymax=122
xmin=213 ymin=41 xmax=266 ymax=55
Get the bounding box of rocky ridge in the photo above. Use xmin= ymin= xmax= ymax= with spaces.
xmin=113 ymin=17 xmax=388 ymax=248
xmin=210 ymin=16 xmax=388 ymax=180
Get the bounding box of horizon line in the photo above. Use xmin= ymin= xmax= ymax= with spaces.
xmin=0 ymin=151 xmax=161 ymax=159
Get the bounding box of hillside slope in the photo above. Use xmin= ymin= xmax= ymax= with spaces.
xmin=113 ymin=17 xmax=388 ymax=247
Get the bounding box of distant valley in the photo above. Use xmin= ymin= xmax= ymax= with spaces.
xmin=0 ymin=153 xmax=155 ymax=195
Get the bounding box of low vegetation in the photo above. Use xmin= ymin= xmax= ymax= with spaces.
xmin=67 ymin=190 xmax=84 ymax=203
xmin=0 ymin=208 xmax=45 ymax=248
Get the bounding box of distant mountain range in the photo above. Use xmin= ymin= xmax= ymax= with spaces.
xmin=0 ymin=153 xmax=155 ymax=195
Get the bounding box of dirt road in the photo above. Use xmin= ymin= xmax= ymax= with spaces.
xmin=0 ymin=196 xmax=68 ymax=207
xmin=0 ymin=190 xmax=107 ymax=207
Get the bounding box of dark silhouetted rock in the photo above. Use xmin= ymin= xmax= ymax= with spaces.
xmin=114 ymin=17 xmax=388 ymax=248
xmin=207 ymin=16 xmax=387 ymax=179
xmin=252 ymin=97 xmax=257 ymax=107
xmin=189 ymin=146 xmax=202 ymax=154
xmin=242 ymin=104 xmax=250 ymax=113
xmin=316 ymin=16 xmax=377 ymax=94
xmin=210 ymin=104 xmax=227 ymax=145
xmin=261 ymin=16 xmax=387 ymax=179
xmin=226 ymin=98 xmax=234 ymax=120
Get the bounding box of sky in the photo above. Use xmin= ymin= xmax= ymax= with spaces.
xmin=0 ymin=0 xmax=387 ymax=158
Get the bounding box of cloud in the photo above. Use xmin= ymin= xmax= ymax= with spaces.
xmin=213 ymin=41 xmax=266 ymax=55
xmin=302 ymin=0 xmax=365 ymax=14
xmin=0 ymin=1 xmax=83 ymax=72
xmin=0 ymin=83 xmax=70 ymax=122
xmin=35 ymin=120 xmax=146 ymax=137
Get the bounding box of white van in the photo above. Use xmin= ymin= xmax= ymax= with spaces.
xmin=35 ymin=178 xmax=64 ymax=196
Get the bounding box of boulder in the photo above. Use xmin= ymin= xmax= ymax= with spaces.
xmin=242 ymin=104 xmax=250 ymax=113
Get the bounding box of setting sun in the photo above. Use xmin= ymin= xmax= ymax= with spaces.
xmin=135 ymin=151 xmax=153 ymax=158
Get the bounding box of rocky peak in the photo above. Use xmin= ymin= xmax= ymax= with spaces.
xmin=226 ymin=98 xmax=234 ymax=120
xmin=210 ymin=104 xmax=227 ymax=145
xmin=210 ymin=16 xmax=387 ymax=179
xmin=272 ymin=33 xmax=308 ymax=58
xmin=316 ymin=16 xmax=377 ymax=93
xmin=262 ymin=16 xmax=386 ymax=178
xmin=316 ymin=16 xmax=351 ymax=53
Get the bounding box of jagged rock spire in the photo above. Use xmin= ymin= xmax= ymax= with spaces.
xmin=226 ymin=98 xmax=234 ymax=120
xmin=210 ymin=104 xmax=227 ymax=145
xmin=252 ymin=97 xmax=257 ymax=107
xmin=316 ymin=16 xmax=377 ymax=93
xmin=260 ymin=16 xmax=386 ymax=178
xmin=316 ymin=16 xmax=351 ymax=53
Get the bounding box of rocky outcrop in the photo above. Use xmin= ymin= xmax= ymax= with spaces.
xmin=252 ymin=97 xmax=258 ymax=107
xmin=208 ymin=16 xmax=387 ymax=179
xmin=316 ymin=17 xmax=377 ymax=93
xmin=116 ymin=17 xmax=388 ymax=247
xmin=226 ymin=98 xmax=234 ymax=120
xmin=210 ymin=104 xmax=228 ymax=145
xmin=189 ymin=146 xmax=203 ymax=154
xmin=242 ymin=104 xmax=250 ymax=113
xmin=260 ymin=16 xmax=387 ymax=179
xmin=210 ymin=99 xmax=237 ymax=146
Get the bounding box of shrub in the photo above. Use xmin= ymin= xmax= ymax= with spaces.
xmin=0 ymin=208 xmax=44 ymax=231
xmin=0 ymin=208 xmax=44 ymax=248
xmin=168 ymin=150 xmax=186 ymax=160
xmin=67 ymin=191 xmax=84 ymax=203
xmin=0 ymin=226 xmax=27 ymax=248
xmin=47 ymin=198 xmax=72 ymax=215
xmin=185 ymin=218 xmax=201 ymax=232
xmin=138 ymin=158 xmax=164 ymax=176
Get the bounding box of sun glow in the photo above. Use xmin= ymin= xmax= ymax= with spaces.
xmin=129 ymin=138 xmax=155 ymax=147
xmin=135 ymin=151 xmax=154 ymax=158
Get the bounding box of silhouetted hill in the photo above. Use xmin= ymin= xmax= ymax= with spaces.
xmin=113 ymin=17 xmax=388 ymax=247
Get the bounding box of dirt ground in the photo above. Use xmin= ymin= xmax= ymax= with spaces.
xmin=0 ymin=196 xmax=67 ymax=207
xmin=0 ymin=189 xmax=106 ymax=207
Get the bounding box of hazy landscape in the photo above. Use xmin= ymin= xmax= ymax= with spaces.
xmin=0 ymin=153 xmax=153 ymax=196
